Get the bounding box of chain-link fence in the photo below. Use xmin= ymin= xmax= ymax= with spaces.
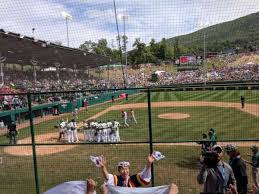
xmin=0 ymin=83 xmax=259 ymax=194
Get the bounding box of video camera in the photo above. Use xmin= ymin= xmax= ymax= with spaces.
xmin=202 ymin=151 xmax=219 ymax=167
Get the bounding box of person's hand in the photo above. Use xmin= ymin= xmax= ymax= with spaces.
xmin=169 ymin=183 xmax=178 ymax=194
xmin=86 ymin=179 xmax=96 ymax=193
xmin=199 ymin=155 xmax=204 ymax=163
xmin=228 ymin=184 xmax=238 ymax=194
xmin=252 ymin=184 xmax=259 ymax=194
xmin=147 ymin=154 xmax=155 ymax=165
xmin=99 ymin=155 xmax=107 ymax=167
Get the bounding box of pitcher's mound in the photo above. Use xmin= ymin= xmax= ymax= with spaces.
xmin=158 ymin=113 xmax=190 ymax=120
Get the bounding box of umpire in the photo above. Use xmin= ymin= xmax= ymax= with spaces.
xmin=7 ymin=121 xmax=17 ymax=145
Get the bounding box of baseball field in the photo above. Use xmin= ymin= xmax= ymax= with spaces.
xmin=0 ymin=90 xmax=259 ymax=194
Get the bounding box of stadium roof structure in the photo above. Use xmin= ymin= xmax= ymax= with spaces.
xmin=0 ymin=29 xmax=115 ymax=69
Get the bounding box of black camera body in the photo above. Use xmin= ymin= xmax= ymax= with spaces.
xmin=202 ymin=151 xmax=219 ymax=167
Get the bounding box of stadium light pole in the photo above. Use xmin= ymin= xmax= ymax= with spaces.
xmin=30 ymin=59 xmax=38 ymax=83
xmin=119 ymin=13 xmax=129 ymax=86
xmin=61 ymin=11 xmax=72 ymax=47
xmin=203 ymin=31 xmax=206 ymax=63
xmin=199 ymin=22 xmax=209 ymax=63
xmin=0 ymin=55 xmax=6 ymax=86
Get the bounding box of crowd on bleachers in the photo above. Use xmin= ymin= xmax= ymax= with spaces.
xmin=2 ymin=60 xmax=259 ymax=92
xmin=153 ymin=64 xmax=259 ymax=86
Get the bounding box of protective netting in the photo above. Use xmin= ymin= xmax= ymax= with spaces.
xmin=1 ymin=0 xmax=259 ymax=194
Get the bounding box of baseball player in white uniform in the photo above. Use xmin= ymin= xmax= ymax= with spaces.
xmin=129 ymin=109 xmax=137 ymax=124
xmin=67 ymin=120 xmax=74 ymax=143
xmin=121 ymin=110 xmax=129 ymax=127
xmin=102 ymin=122 xmax=110 ymax=143
xmin=113 ymin=119 xmax=120 ymax=142
xmin=96 ymin=123 xmax=102 ymax=143
xmin=83 ymin=121 xmax=89 ymax=142
xmin=58 ymin=120 xmax=67 ymax=141
xmin=72 ymin=119 xmax=79 ymax=142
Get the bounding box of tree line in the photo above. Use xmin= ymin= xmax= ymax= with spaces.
xmin=79 ymin=35 xmax=257 ymax=68
xmin=79 ymin=36 xmax=182 ymax=68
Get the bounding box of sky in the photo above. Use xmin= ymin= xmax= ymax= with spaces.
xmin=1 ymin=0 xmax=259 ymax=49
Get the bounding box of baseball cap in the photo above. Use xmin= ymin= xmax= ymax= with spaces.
xmin=212 ymin=145 xmax=222 ymax=153
xmin=210 ymin=128 xmax=215 ymax=132
xmin=117 ymin=161 xmax=130 ymax=168
xmin=225 ymin=144 xmax=237 ymax=152
xmin=251 ymin=145 xmax=258 ymax=151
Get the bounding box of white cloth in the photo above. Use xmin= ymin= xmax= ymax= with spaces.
xmin=107 ymin=185 xmax=170 ymax=194
xmin=43 ymin=181 xmax=96 ymax=194
xmin=0 ymin=121 xmax=5 ymax=128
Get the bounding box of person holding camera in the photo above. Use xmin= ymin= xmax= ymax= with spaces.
xmin=197 ymin=145 xmax=237 ymax=194
xmin=225 ymin=144 xmax=248 ymax=194
xmin=245 ymin=145 xmax=259 ymax=190
xmin=198 ymin=133 xmax=210 ymax=154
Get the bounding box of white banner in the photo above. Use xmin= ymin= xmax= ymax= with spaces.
xmin=107 ymin=185 xmax=170 ymax=194
xmin=43 ymin=181 xmax=96 ymax=194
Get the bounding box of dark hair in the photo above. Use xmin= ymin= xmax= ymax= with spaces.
xmin=117 ymin=165 xmax=129 ymax=172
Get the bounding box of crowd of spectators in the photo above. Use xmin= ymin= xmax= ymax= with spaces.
xmin=2 ymin=58 xmax=259 ymax=92
xmin=0 ymin=53 xmax=259 ymax=111
xmin=154 ymin=64 xmax=259 ymax=86
xmin=86 ymin=59 xmax=259 ymax=88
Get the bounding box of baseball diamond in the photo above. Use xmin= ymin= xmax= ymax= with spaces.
xmin=0 ymin=90 xmax=259 ymax=194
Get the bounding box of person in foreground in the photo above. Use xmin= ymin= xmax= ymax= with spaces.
xmin=197 ymin=145 xmax=237 ymax=194
xmin=98 ymin=154 xmax=178 ymax=194
xmin=43 ymin=153 xmax=179 ymax=194
xmin=99 ymin=154 xmax=154 ymax=188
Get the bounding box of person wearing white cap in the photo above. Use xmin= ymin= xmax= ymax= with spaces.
xmin=98 ymin=154 xmax=178 ymax=194
xmin=225 ymin=144 xmax=248 ymax=194
xmin=197 ymin=144 xmax=237 ymax=194
xmin=99 ymin=154 xmax=154 ymax=188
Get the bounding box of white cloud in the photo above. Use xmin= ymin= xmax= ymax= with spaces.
xmin=0 ymin=0 xmax=259 ymax=50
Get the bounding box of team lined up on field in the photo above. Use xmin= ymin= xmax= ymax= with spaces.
xmin=57 ymin=109 xmax=138 ymax=143
xmin=57 ymin=119 xmax=121 ymax=143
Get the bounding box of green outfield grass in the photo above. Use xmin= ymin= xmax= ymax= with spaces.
xmin=0 ymin=90 xmax=259 ymax=193
xmin=98 ymin=106 xmax=259 ymax=141
xmin=123 ymin=90 xmax=259 ymax=104
xmin=1 ymin=90 xmax=258 ymax=144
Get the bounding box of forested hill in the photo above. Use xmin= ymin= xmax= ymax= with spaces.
xmin=166 ymin=11 xmax=259 ymax=52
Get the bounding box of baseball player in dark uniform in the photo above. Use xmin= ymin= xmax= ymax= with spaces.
xmin=240 ymin=96 xmax=245 ymax=109
xmin=7 ymin=121 xmax=17 ymax=145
